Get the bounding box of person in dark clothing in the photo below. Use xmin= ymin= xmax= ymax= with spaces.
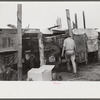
xmin=24 ymin=50 xmax=35 ymax=73
xmin=43 ymin=37 xmax=62 ymax=80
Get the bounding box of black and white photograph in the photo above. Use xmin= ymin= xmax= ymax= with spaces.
xmin=0 ymin=1 xmax=100 ymax=81
xmin=1 ymin=1 xmax=100 ymax=98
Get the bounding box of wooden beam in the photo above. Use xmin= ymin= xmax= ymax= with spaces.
xmin=66 ymin=9 xmax=73 ymax=38
xmin=72 ymin=21 xmax=76 ymax=29
xmin=75 ymin=13 xmax=78 ymax=29
xmin=17 ymin=4 xmax=22 ymax=80
xmin=38 ymin=32 xmax=45 ymax=66
xmin=83 ymin=11 xmax=86 ymax=29
xmin=48 ymin=25 xmax=59 ymax=30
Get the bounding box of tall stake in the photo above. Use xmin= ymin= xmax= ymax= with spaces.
xmin=66 ymin=9 xmax=73 ymax=38
xmin=72 ymin=21 xmax=76 ymax=29
xmin=83 ymin=11 xmax=86 ymax=29
xmin=17 ymin=4 xmax=22 ymax=80
xmin=75 ymin=13 xmax=78 ymax=29
xmin=38 ymin=32 xmax=45 ymax=66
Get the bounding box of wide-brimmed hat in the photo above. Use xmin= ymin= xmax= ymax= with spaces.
xmin=25 ymin=50 xmax=31 ymax=53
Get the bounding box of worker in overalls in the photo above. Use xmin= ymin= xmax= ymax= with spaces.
xmin=62 ymin=34 xmax=77 ymax=75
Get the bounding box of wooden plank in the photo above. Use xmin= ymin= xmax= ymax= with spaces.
xmin=83 ymin=11 xmax=86 ymax=29
xmin=38 ymin=32 xmax=45 ymax=66
xmin=17 ymin=4 xmax=22 ymax=80
xmin=75 ymin=13 xmax=78 ymax=29
xmin=72 ymin=21 xmax=76 ymax=29
xmin=66 ymin=9 xmax=73 ymax=38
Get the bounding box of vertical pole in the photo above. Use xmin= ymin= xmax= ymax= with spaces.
xmin=38 ymin=32 xmax=45 ymax=66
xmin=56 ymin=17 xmax=62 ymax=29
xmin=72 ymin=21 xmax=76 ymax=29
xmin=83 ymin=11 xmax=86 ymax=29
xmin=66 ymin=9 xmax=73 ymax=38
xmin=75 ymin=13 xmax=78 ymax=29
xmin=17 ymin=4 xmax=22 ymax=80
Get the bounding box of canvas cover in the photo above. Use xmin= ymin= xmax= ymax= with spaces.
xmin=72 ymin=29 xmax=99 ymax=52
xmin=73 ymin=33 xmax=87 ymax=51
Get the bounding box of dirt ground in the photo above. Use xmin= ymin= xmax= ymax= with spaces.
xmin=24 ymin=62 xmax=100 ymax=81
xmin=56 ymin=41 xmax=100 ymax=81
xmin=57 ymin=62 xmax=100 ymax=81
xmin=24 ymin=41 xmax=100 ymax=81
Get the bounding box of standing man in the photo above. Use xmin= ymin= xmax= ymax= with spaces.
xmin=62 ymin=34 xmax=77 ymax=74
xmin=24 ymin=50 xmax=35 ymax=73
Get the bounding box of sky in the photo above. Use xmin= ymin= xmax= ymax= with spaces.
xmin=0 ymin=2 xmax=100 ymax=30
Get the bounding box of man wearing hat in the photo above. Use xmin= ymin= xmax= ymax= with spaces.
xmin=24 ymin=50 xmax=35 ymax=73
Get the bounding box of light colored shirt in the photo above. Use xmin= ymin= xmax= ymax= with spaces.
xmin=63 ymin=37 xmax=76 ymax=51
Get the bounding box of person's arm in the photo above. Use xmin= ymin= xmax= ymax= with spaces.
xmin=62 ymin=46 xmax=65 ymax=57
xmin=62 ymin=40 xmax=65 ymax=57
xmin=74 ymin=42 xmax=76 ymax=52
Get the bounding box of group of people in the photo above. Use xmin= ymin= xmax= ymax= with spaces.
xmin=45 ymin=34 xmax=77 ymax=76
xmin=24 ymin=34 xmax=77 ymax=77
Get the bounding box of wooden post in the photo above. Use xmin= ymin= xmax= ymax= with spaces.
xmin=17 ymin=4 xmax=22 ymax=80
xmin=75 ymin=13 xmax=77 ymax=28
xmin=56 ymin=17 xmax=62 ymax=29
xmin=38 ymin=32 xmax=45 ymax=66
xmin=66 ymin=9 xmax=73 ymax=38
xmin=72 ymin=21 xmax=76 ymax=29
xmin=83 ymin=11 xmax=86 ymax=29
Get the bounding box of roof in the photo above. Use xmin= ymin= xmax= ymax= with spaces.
xmin=0 ymin=48 xmax=17 ymax=53
xmin=53 ymin=29 xmax=68 ymax=35
xmin=72 ymin=28 xmax=98 ymax=39
xmin=0 ymin=28 xmax=40 ymax=34
xmin=0 ymin=28 xmax=17 ymax=34
xmin=24 ymin=28 xmax=40 ymax=34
